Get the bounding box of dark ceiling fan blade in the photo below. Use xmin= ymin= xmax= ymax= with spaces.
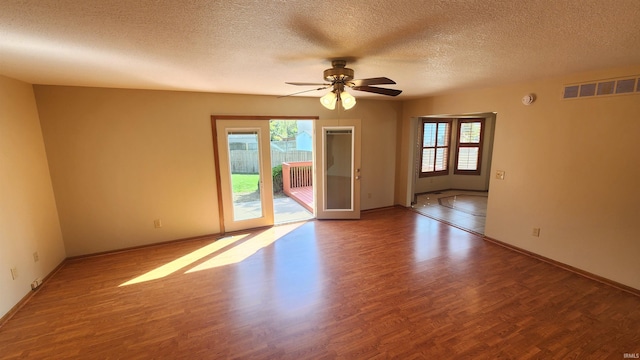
xmin=286 ymin=82 xmax=330 ymax=86
xmin=351 ymin=86 xmax=402 ymax=96
xmin=278 ymin=86 xmax=329 ymax=98
xmin=349 ymin=77 xmax=396 ymax=87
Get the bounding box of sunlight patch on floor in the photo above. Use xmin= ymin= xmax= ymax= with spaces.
xmin=119 ymin=234 xmax=249 ymax=286
xmin=186 ymin=222 xmax=305 ymax=273
xmin=119 ymin=222 xmax=306 ymax=286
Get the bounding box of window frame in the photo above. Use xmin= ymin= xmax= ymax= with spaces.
xmin=418 ymin=119 xmax=452 ymax=178
xmin=454 ymin=118 xmax=485 ymax=175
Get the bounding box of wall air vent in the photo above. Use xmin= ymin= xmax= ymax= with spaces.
xmin=563 ymin=76 xmax=639 ymax=100
xmin=616 ymin=78 xmax=636 ymax=94
xmin=597 ymin=81 xmax=615 ymax=95
xmin=580 ymin=83 xmax=596 ymax=97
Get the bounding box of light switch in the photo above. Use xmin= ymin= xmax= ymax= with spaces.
xmin=496 ymin=170 xmax=505 ymax=180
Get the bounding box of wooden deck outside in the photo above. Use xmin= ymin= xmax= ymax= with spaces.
xmin=282 ymin=161 xmax=313 ymax=212
xmin=288 ymin=186 xmax=313 ymax=212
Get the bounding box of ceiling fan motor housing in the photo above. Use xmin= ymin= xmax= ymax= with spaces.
xmin=284 ymin=59 xmax=401 ymax=97
xmin=324 ymin=60 xmax=354 ymax=82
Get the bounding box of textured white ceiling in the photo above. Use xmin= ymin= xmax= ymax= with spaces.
xmin=1 ymin=0 xmax=639 ymax=99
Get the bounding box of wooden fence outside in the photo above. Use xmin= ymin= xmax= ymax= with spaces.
xmin=230 ymin=150 xmax=312 ymax=173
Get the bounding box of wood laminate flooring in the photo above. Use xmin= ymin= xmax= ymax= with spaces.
xmin=1 ymin=207 xmax=638 ymax=359
xmin=413 ymin=190 xmax=488 ymax=235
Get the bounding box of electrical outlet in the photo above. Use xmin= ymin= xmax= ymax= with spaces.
xmin=31 ymin=278 xmax=43 ymax=290
xmin=10 ymin=267 xmax=18 ymax=280
xmin=532 ymin=228 xmax=541 ymax=237
xmin=33 ymin=251 xmax=39 ymax=262
xmin=154 ymin=219 xmax=162 ymax=228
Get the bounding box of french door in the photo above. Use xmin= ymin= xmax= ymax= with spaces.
xmin=314 ymin=119 xmax=361 ymax=219
xmin=215 ymin=120 xmax=274 ymax=232
xmin=213 ymin=117 xmax=360 ymax=234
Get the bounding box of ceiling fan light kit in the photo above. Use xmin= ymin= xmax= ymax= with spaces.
xmin=320 ymin=91 xmax=337 ymax=110
xmin=285 ymin=59 xmax=402 ymax=110
xmin=340 ymin=91 xmax=357 ymax=110
xmin=320 ymin=82 xmax=357 ymax=110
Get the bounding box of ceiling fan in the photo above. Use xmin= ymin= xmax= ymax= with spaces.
xmin=284 ymin=60 xmax=402 ymax=110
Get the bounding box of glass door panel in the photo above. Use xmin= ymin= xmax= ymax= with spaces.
xmin=325 ymin=129 xmax=353 ymax=210
xmin=314 ymin=119 xmax=361 ymax=220
xmin=216 ymin=120 xmax=273 ymax=233
xmin=227 ymin=132 xmax=263 ymax=221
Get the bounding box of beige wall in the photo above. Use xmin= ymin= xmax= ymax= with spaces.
xmin=34 ymin=86 xmax=402 ymax=256
xmin=0 ymin=76 xmax=66 ymax=317
xmin=399 ymin=65 xmax=640 ymax=290
xmin=4 ymin=63 xmax=637 ymax=320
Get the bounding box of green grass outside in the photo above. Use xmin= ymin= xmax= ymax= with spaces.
xmin=231 ymin=173 xmax=259 ymax=193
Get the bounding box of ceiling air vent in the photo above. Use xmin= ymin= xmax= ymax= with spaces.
xmin=563 ymin=76 xmax=639 ymax=100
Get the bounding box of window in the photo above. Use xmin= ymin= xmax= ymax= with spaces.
xmin=228 ymin=142 xmax=257 ymax=150
xmin=419 ymin=119 xmax=451 ymax=177
xmin=454 ymin=119 xmax=485 ymax=175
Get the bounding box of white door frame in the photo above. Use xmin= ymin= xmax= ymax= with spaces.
xmin=314 ymin=118 xmax=361 ymax=220
xmin=211 ymin=116 xmax=318 ymax=234
xmin=215 ymin=120 xmax=274 ymax=233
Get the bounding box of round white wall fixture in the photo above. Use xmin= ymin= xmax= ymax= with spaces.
xmin=522 ymin=93 xmax=536 ymax=105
